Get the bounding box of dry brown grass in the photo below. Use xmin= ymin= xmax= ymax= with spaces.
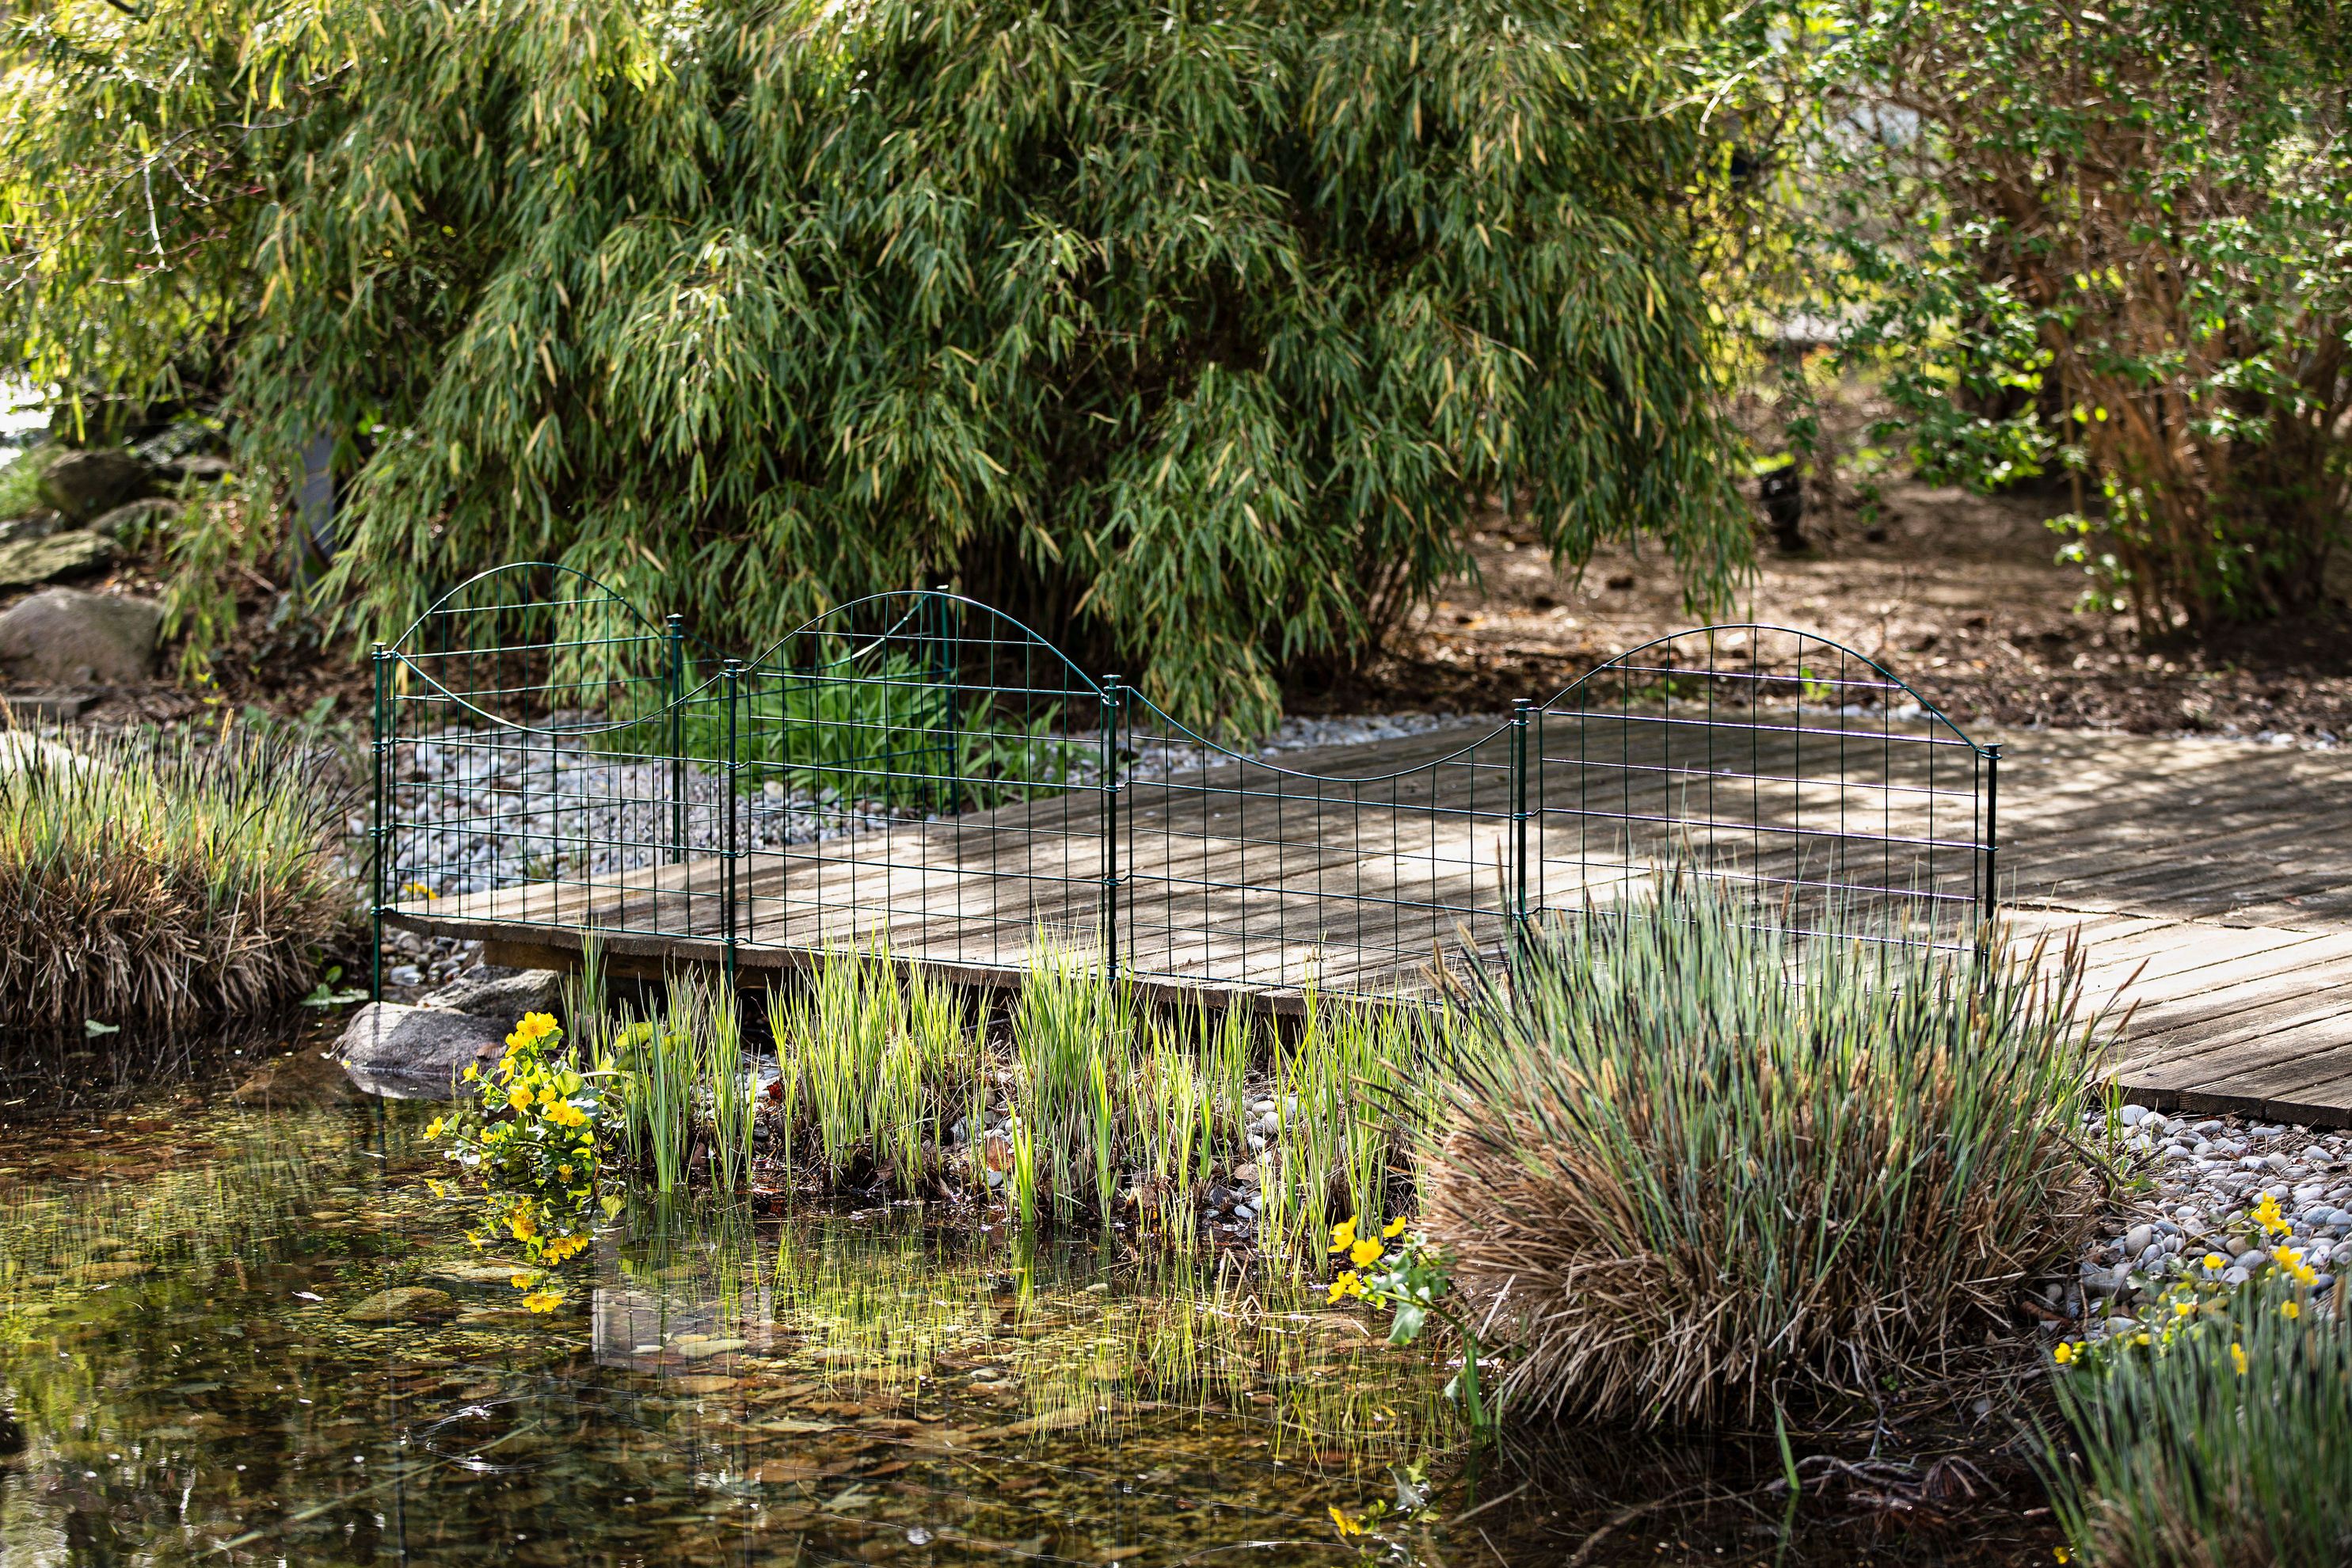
xmin=1421 ymin=880 xmax=2105 ymax=1426
xmin=0 ymin=723 xmax=355 ymax=1029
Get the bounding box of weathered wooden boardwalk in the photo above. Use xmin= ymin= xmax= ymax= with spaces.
xmin=386 ymin=719 xmax=2352 ymax=1124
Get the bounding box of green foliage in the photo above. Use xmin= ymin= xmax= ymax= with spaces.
xmin=1422 ymin=876 xmax=2103 ymax=1424
xmin=1715 ymin=0 xmax=2352 ymax=630
xmin=0 ymin=442 xmax=54 ymax=519
xmin=2047 ymin=1278 xmax=2352 ymax=1567
xmin=0 ymin=0 xmax=1749 ymax=729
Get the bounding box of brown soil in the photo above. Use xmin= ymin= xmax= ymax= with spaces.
xmin=1292 ymin=474 xmax=2352 ymax=745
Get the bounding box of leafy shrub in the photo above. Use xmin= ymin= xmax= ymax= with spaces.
xmin=2048 ymin=1277 xmax=2352 ymax=1567
xmin=1420 ymin=877 xmax=2103 ymax=1424
xmin=2 ymin=0 xmax=1749 ymax=731
xmin=0 ymin=724 xmax=353 ymax=1029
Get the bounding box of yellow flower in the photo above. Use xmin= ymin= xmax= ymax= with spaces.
xmin=2055 ymin=1549 xmax=2071 ymax=1564
xmin=2204 ymin=1253 xmax=2227 ymax=1270
xmin=2053 ymin=1341 xmax=2075 ymax=1364
xmin=2283 ymin=1300 xmax=2301 ymax=1319
xmin=1328 ymin=1505 xmax=1366 ymax=1538
xmin=1326 ymin=1270 xmax=1362 ymax=1303
xmin=462 ymin=1064 xmax=480 ymax=1081
xmin=2134 ymin=1333 xmax=2150 ymax=1345
xmin=1329 ymin=1217 xmax=1357 ymax=1256
xmin=509 ymin=1209 xmax=538 ymax=1242
xmin=511 ymin=1273 xmax=532 ymax=1288
xmin=1382 ymin=1216 xmax=1408 ymax=1239
xmin=1350 ymin=1238 xmax=1383 ymax=1269
xmin=2232 ymin=1342 xmax=2249 ymax=1376
xmin=2173 ymin=1301 xmax=2196 ymax=1317
xmin=522 ymin=1291 xmax=562 ymax=1314
xmin=507 ymin=1085 xmax=532 ymax=1112
xmin=558 ymin=1163 xmax=574 ymax=1183
xmin=426 ymin=1117 xmax=445 ymax=1138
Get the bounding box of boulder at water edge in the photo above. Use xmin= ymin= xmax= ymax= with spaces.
xmin=0 ymin=587 xmax=162 ymax=685
xmin=417 ymin=966 xmax=565 ymax=1020
xmin=337 ymin=1002 xmax=508 ymax=1098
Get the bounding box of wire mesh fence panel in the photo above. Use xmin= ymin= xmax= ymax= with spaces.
xmin=1528 ymin=626 xmax=1996 ymax=951
xmin=375 ymin=580 xmax=1997 ymax=999
xmin=730 ymin=592 xmax=1113 ymax=977
xmin=1118 ymin=705 xmax=1518 ymax=1000
xmin=378 ymin=564 xmax=733 ymax=968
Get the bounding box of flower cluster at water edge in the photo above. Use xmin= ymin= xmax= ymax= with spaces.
xmin=424 ymin=1011 xmax=619 ymax=1311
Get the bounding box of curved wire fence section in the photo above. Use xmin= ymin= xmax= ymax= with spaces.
xmin=1531 ymin=626 xmax=1996 ymax=950
xmin=375 ymin=586 xmax=1997 ymax=1003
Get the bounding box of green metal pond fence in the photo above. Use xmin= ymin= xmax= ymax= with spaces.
xmin=371 ymin=565 xmax=1999 ymax=1003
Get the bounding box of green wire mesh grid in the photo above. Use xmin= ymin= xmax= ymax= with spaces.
xmin=374 ymin=568 xmax=1997 ymax=1002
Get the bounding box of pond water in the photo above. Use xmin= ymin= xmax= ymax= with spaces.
xmin=0 ymin=1070 xmax=2066 ymax=1566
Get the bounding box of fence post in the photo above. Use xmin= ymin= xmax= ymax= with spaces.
xmin=723 ymin=657 xmax=743 ymax=984
xmin=666 ymin=614 xmax=686 ymax=864
xmin=1509 ymin=698 xmax=1532 ymax=955
xmin=1100 ymin=675 xmax=1122 ymax=980
xmin=370 ymin=641 xmax=390 ymax=1003
xmin=1981 ymin=742 xmax=2002 ymax=929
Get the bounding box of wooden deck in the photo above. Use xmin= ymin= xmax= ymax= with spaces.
xmin=384 ymin=720 xmax=2352 ymax=1123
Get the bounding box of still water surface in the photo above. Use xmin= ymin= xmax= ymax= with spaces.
xmin=0 ymin=1071 xmax=2073 ymax=1566
xmin=0 ymin=1094 xmax=1471 ymax=1566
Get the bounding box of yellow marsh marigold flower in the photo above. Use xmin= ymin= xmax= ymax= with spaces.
xmin=2204 ymin=1253 xmax=2227 ymax=1271
xmin=507 ymin=1085 xmax=532 ymax=1112
xmin=2053 ymin=1342 xmax=2076 ymax=1365
xmin=1382 ymin=1216 xmax=1408 ymax=1239
xmin=1327 ymin=1270 xmax=1362 ymax=1304
xmin=523 ymin=1291 xmax=562 ymax=1314
xmin=1329 ymin=1217 xmax=1357 ymax=1256
xmin=2232 ymin=1342 xmax=2250 ymax=1376
xmin=426 ymin=1117 xmax=444 ymax=1138
xmin=2284 ymin=1300 xmax=2302 ymax=1319
xmin=1349 ymin=1238 xmax=1383 ymax=1269
xmin=511 ymin=1273 xmax=532 ymax=1288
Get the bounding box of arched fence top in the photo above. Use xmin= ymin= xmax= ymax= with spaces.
xmin=1535 ymin=622 xmax=1990 ymax=755
xmin=744 ymin=589 xmax=1109 ymax=702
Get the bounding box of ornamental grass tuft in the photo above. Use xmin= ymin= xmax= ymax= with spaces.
xmin=0 ymin=722 xmax=354 ymax=1029
xmin=1421 ymin=873 xmax=2103 ymax=1425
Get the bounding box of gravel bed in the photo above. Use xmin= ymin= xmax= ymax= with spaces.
xmin=377 ymin=710 xmax=1505 ymax=905
xmin=2066 ymin=1103 xmax=2350 ymax=1340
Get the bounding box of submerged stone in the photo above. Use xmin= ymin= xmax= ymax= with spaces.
xmin=343 ymin=1287 xmax=456 ymax=1323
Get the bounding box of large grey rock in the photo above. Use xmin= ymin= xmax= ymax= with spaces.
xmin=0 ymin=530 xmax=116 ymax=589
xmin=39 ymin=449 xmax=150 ymax=523
xmin=337 ymin=1002 xmax=508 ymax=1098
xmin=0 ymin=588 xmax=161 ymax=685
xmin=88 ymin=498 xmax=179 ymax=542
xmin=419 ymin=965 xmax=565 ymax=1020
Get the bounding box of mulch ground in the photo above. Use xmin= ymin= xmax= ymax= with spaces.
xmin=1288 ymin=474 xmax=2352 ymax=745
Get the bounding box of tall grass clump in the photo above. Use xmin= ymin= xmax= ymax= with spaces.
xmin=0 ymin=722 xmax=352 ymax=1029
xmin=2047 ymin=1280 xmax=2352 ymax=1568
xmin=1421 ymin=874 xmax=2103 ymax=1424
xmin=765 ymin=944 xmax=980 ymax=1189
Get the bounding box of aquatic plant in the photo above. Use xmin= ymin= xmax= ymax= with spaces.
xmin=2046 ymin=1277 xmax=2352 ymax=1566
xmin=427 ymin=1010 xmax=608 ymax=1301
xmin=0 ymin=720 xmax=352 ymax=1029
xmin=1421 ymin=875 xmax=2103 ymax=1424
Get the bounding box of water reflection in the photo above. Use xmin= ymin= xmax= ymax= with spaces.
xmin=0 ymin=1101 xmax=1467 ymax=1566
